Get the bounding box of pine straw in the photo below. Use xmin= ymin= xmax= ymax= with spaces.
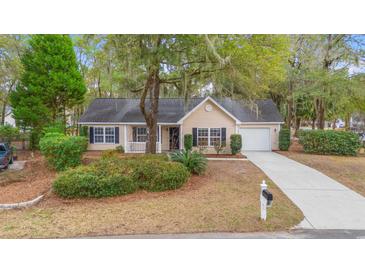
xmin=0 ymin=160 xmax=303 ymax=238
xmin=0 ymin=156 xmax=56 ymax=204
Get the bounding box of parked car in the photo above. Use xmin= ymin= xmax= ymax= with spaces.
xmin=0 ymin=143 xmax=13 ymax=169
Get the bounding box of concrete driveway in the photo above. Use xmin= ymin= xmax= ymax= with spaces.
xmin=245 ymin=152 xmax=365 ymax=230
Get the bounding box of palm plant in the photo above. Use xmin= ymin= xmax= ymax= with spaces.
xmin=170 ymin=149 xmax=207 ymax=175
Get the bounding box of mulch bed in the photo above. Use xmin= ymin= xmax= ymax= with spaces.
xmin=205 ymin=154 xmax=246 ymax=158
xmin=0 ymin=154 xmax=56 ymax=204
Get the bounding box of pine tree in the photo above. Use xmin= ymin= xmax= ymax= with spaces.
xmin=10 ymin=35 xmax=86 ymax=145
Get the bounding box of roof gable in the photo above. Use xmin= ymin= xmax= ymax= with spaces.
xmin=177 ymin=96 xmax=240 ymax=123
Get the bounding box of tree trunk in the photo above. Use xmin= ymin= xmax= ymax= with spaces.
xmin=63 ymin=106 xmax=67 ymax=134
xmin=140 ymin=68 xmax=160 ymax=154
xmin=286 ymin=80 xmax=294 ymax=129
xmin=315 ymin=98 xmax=325 ymax=129
xmin=294 ymin=117 xmax=301 ymax=137
xmin=1 ymin=101 xmax=6 ymax=125
xmin=332 ymin=119 xmax=337 ymax=129
xmin=312 ymin=117 xmax=316 ymax=130
xmin=345 ymin=113 xmax=351 ymax=131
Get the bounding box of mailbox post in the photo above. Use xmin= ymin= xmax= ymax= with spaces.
xmin=260 ymin=180 xmax=273 ymax=221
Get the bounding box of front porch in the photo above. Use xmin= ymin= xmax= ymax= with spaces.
xmin=124 ymin=124 xmax=182 ymax=153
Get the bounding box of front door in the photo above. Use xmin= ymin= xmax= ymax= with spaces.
xmin=169 ymin=127 xmax=180 ymax=150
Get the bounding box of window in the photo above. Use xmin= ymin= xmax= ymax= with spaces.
xmin=197 ymin=128 xmax=209 ymax=146
xmin=105 ymin=127 xmax=115 ymax=143
xmin=133 ymin=127 xmax=160 ymax=142
xmin=197 ymin=128 xmax=221 ymax=146
xmin=136 ymin=127 xmax=147 ymax=142
xmin=94 ymin=127 xmax=115 ymax=144
xmin=210 ymin=128 xmax=221 ymax=146
xmin=94 ymin=127 xmax=104 ymax=143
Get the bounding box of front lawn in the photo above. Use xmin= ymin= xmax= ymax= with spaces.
xmin=0 ymin=160 xmax=303 ymax=238
xmin=278 ymin=151 xmax=365 ymax=197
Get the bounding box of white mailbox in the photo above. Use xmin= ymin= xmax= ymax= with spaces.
xmin=260 ymin=180 xmax=273 ymax=221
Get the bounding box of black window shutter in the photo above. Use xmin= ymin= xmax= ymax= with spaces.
xmin=132 ymin=127 xmax=137 ymax=142
xmin=192 ymin=128 xmax=197 ymax=146
xmin=156 ymin=127 xmax=160 ymax=142
xmin=221 ymin=128 xmax=226 ymax=144
xmin=89 ymin=127 xmax=94 ymax=144
xmin=115 ymin=127 xmax=119 ymax=144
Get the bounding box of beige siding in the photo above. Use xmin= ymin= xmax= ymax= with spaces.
xmin=87 ymin=124 xmax=125 ymax=150
xmin=161 ymin=126 xmax=170 ymax=151
xmin=181 ymin=99 xmax=236 ymax=154
xmin=239 ymin=124 xmax=281 ymax=150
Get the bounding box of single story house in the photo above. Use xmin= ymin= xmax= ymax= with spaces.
xmin=78 ymin=96 xmax=284 ymax=153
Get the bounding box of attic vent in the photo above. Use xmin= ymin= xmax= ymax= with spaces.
xmin=205 ymin=104 xmax=213 ymax=112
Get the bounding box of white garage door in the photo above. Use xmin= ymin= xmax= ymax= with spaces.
xmin=239 ymin=128 xmax=271 ymax=151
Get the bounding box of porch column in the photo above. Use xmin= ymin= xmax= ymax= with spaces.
xmin=158 ymin=124 xmax=162 ymax=153
xmin=179 ymin=125 xmax=183 ymax=150
xmin=124 ymin=125 xmax=128 ymax=152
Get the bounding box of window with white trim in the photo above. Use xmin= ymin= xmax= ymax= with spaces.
xmin=136 ymin=127 xmax=147 ymax=142
xmin=94 ymin=127 xmax=115 ymax=144
xmin=197 ymin=128 xmax=221 ymax=146
xmin=94 ymin=127 xmax=104 ymax=143
xmin=210 ymin=128 xmax=221 ymax=146
xmin=105 ymin=127 xmax=115 ymax=143
xmin=197 ymin=128 xmax=209 ymax=146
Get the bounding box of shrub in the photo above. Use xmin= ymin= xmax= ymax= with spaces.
xmin=133 ymin=160 xmax=190 ymax=192
xmin=184 ymin=134 xmax=193 ymax=151
xmin=42 ymin=122 xmax=64 ymax=135
xmin=53 ymin=165 xmax=138 ymax=198
xmin=170 ymin=149 xmax=207 ymax=175
xmin=53 ymin=155 xmax=189 ymax=198
xmin=214 ymin=141 xmax=226 ymax=155
xmin=80 ymin=126 xmax=88 ymax=137
xmin=39 ymin=133 xmax=88 ymax=171
xmin=0 ymin=125 xmax=19 ymax=144
xmin=279 ymin=128 xmax=291 ymax=151
xmin=29 ymin=129 xmax=42 ymax=150
xmin=299 ymin=130 xmax=361 ymax=156
xmin=116 ymin=145 xmax=125 ymax=153
xmin=230 ymin=134 xmax=242 ymax=155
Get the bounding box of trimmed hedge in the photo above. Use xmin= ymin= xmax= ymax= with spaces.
xmin=53 ymin=165 xmax=138 ymax=198
xmin=133 ymin=160 xmax=190 ymax=192
xmin=279 ymin=128 xmax=291 ymax=151
xmin=39 ymin=133 xmax=88 ymax=171
xmin=298 ymin=130 xmax=361 ymax=156
xmin=184 ymin=134 xmax=193 ymax=151
xmin=53 ymin=155 xmax=190 ymax=198
xmin=230 ymin=134 xmax=242 ymax=155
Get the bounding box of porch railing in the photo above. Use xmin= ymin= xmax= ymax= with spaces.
xmin=126 ymin=142 xmax=161 ymax=153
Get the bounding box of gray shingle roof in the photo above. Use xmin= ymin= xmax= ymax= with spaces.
xmin=79 ymin=97 xmax=283 ymax=124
